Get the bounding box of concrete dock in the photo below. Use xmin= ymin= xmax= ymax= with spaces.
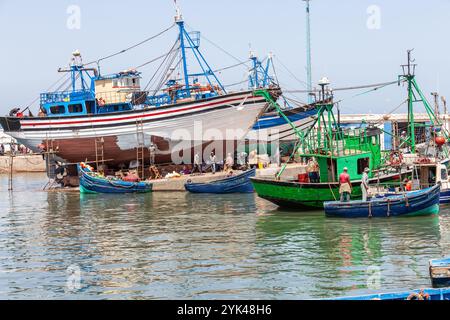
xmin=151 ymin=163 xmax=305 ymax=191
xmin=43 ymin=163 xmax=306 ymax=193
xmin=0 ymin=155 xmax=46 ymax=173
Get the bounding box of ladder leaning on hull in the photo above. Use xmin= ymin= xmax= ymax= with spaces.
xmin=95 ymin=137 xmax=105 ymax=173
xmin=136 ymin=119 xmax=145 ymax=179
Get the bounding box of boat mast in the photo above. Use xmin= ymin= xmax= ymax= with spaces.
xmin=303 ymin=0 xmax=313 ymax=104
xmin=174 ymin=4 xmax=191 ymax=97
xmin=57 ymin=50 xmax=97 ymax=94
xmin=399 ymin=49 xmax=450 ymax=158
xmin=249 ymin=51 xmax=273 ymax=89
xmin=172 ymin=1 xmax=226 ymax=98
xmin=402 ymin=49 xmax=417 ymax=153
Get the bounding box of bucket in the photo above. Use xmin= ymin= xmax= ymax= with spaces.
xmin=258 ymin=162 xmax=264 ymax=169
xmin=298 ymin=173 xmax=309 ymax=183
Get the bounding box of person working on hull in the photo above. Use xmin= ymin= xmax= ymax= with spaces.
xmin=224 ymin=153 xmax=234 ymax=172
xmin=339 ymin=167 xmax=352 ymax=202
xmin=361 ymin=167 xmax=370 ymax=201
xmin=307 ymin=157 xmax=320 ymax=183
xmin=192 ymin=152 xmax=202 ymax=175
xmin=210 ymin=151 xmax=217 ymax=174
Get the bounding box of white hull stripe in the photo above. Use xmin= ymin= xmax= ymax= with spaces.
xmin=21 ymin=95 xmax=264 ymax=128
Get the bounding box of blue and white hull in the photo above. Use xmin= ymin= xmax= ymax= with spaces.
xmin=249 ymin=106 xmax=316 ymax=142
xmin=439 ymin=188 xmax=450 ymax=204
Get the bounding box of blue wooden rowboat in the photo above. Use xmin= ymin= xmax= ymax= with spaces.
xmin=184 ymin=168 xmax=256 ymax=194
xmin=330 ymin=287 xmax=450 ymax=300
xmin=324 ymin=183 xmax=441 ymax=218
xmin=429 ymin=257 xmax=450 ymax=288
xmin=78 ymin=164 xmax=152 ymax=194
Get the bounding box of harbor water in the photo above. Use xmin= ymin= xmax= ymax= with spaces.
xmin=1 ymin=173 xmax=449 ymax=299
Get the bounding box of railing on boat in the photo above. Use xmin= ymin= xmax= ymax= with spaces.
xmin=298 ymin=126 xmax=380 ymax=157
xmin=40 ymin=90 xmax=94 ymax=105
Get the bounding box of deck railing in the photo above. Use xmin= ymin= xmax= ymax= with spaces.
xmin=299 ymin=126 xmax=376 ymax=157
xmin=40 ymin=90 xmax=94 ymax=105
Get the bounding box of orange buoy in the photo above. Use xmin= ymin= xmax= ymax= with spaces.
xmin=435 ymin=136 xmax=446 ymax=147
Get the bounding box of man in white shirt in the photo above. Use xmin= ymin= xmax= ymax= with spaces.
xmin=192 ymin=152 xmax=202 ymax=174
xmin=361 ymin=167 xmax=370 ymax=201
xmin=149 ymin=144 xmax=156 ymax=165
xmin=210 ymin=152 xmax=217 ymax=174
xmin=224 ymin=153 xmax=234 ymax=171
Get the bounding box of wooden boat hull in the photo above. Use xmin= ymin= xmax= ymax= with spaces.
xmin=250 ymin=172 xmax=403 ymax=209
xmin=324 ymin=184 xmax=440 ymax=218
xmin=78 ymin=165 xmax=152 ymax=194
xmin=185 ymin=168 xmax=256 ymax=194
xmin=429 ymin=257 xmax=450 ymax=288
xmin=0 ymin=91 xmax=268 ymax=166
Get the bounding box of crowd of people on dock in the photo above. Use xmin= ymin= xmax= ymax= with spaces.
xmin=0 ymin=143 xmax=32 ymax=156
xmin=184 ymin=149 xmax=279 ymax=177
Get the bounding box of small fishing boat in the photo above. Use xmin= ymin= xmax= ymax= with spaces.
xmin=324 ymin=183 xmax=441 ymax=218
xmin=78 ymin=163 xmax=152 ymax=194
xmin=429 ymin=257 xmax=450 ymax=288
xmin=330 ymin=287 xmax=450 ymax=300
xmin=184 ymin=168 xmax=256 ymax=194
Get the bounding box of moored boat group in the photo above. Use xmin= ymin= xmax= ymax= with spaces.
xmin=2 ymin=2 xmax=450 ymax=302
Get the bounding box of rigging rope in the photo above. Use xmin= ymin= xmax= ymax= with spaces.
xmin=273 ymin=56 xmax=308 ymax=88
xmin=84 ymin=23 xmax=176 ymax=66
xmin=224 ymin=79 xmax=248 ymax=88
xmin=134 ymin=46 xmax=180 ymax=70
xmin=22 ymin=73 xmax=71 ymax=111
xmin=142 ymin=39 xmax=180 ymax=91
xmin=214 ymin=60 xmax=250 ymax=73
xmin=185 ymin=23 xmax=250 ymax=68
xmin=152 ymin=48 xmax=180 ymax=95
xmin=285 ymin=80 xmax=400 ymax=93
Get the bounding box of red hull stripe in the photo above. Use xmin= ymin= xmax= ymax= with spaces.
xmin=21 ymin=96 xmax=258 ymax=127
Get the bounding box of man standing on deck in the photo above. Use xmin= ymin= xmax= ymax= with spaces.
xmin=210 ymin=151 xmax=217 ymax=174
xmin=192 ymin=152 xmax=202 ymax=174
xmin=224 ymin=153 xmax=234 ymax=172
xmin=307 ymin=158 xmax=320 ymax=183
xmin=339 ymin=167 xmax=352 ymax=202
xmin=361 ymin=167 xmax=370 ymax=201
xmin=237 ymin=151 xmax=248 ymax=169
xmin=149 ymin=144 xmax=156 ymax=166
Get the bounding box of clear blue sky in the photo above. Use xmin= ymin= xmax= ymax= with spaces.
xmin=1 ymin=0 xmax=450 ymax=115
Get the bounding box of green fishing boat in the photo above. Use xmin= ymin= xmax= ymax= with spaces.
xmin=251 ymin=79 xmax=404 ymax=209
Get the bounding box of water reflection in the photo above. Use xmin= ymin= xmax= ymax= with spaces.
xmin=0 ymin=173 xmax=449 ymax=299
xmin=256 ymin=210 xmax=443 ymax=297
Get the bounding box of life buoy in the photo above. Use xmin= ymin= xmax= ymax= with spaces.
xmin=406 ymin=293 xmax=423 ymax=300
xmin=406 ymin=290 xmax=429 ymax=300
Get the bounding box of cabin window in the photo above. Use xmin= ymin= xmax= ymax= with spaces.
xmin=86 ymin=101 xmax=95 ymax=114
xmin=68 ymin=103 xmax=83 ymax=113
xmin=441 ymin=168 xmax=448 ymax=181
xmin=113 ymin=79 xmax=118 ymax=87
xmin=50 ymin=105 xmax=66 ymax=114
xmin=357 ymin=157 xmax=370 ymax=174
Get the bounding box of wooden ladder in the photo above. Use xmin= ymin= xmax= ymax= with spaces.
xmin=392 ymin=120 xmax=399 ymax=150
xmin=149 ymin=165 xmax=162 ymax=180
xmin=95 ymin=137 xmax=105 ymax=173
xmin=136 ymin=119 xmax=145 ymax=179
